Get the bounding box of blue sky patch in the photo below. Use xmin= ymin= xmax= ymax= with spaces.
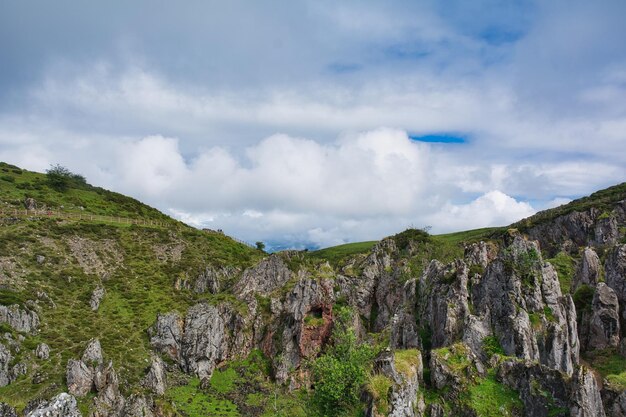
xmin=409 ymin=133 xmax=467 ymax=144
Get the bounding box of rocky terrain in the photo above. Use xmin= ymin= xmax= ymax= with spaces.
xmin=1 ymin=161 xmax=626 ymax=416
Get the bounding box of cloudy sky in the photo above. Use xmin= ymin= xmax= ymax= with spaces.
xmin=1 ymin=1 xmax=625 ymax=249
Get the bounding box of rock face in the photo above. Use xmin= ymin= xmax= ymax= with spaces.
xmin=143 ymin=355 xmax=167 ymax=395
xmin=587 ymin=283 xmax=620 ymax=350
xmin=234 ymin=255 xmax=292 ymax=298
xmin=0 ymin=304 xmax=39 ymax=333
xmin=25 ymin=393 xmax=82 ymax=417
xmin=66 ymin=359 xmax=94 ymax=396
xmin=367 ymin=349 xmax=422 ymax=417
xmin=471 ymin=235 xmax=579 ymax=375
xmin=90 ymin=286 xmax=106 ymax=311
xmin=497 ymin=360 xmax=605 ymax=417
xmin=573 ymin=247 xmax=601 ymax=290
xmin=606 ymin=244 xmax=626 ymax=304
xmin=148 ymin=312 xmax=183 ymax=363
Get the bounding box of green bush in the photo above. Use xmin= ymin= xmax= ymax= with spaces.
xmin=573 ymin=285 xmax=595 ymax=315
xmin=310 ymin=308 xmax=374 ymax=417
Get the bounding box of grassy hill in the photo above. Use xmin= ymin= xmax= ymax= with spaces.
xmin=0 ymin=163 xmax=264 ymax=411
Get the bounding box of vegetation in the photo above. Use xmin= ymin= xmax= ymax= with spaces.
xmin=45 ymin=164 xmax=87 ymax=192
xmin=468 ymin=372 xmax=524 ymax=417
xmin=482 ymin=336 xmax=505 ymax=358
xmin=309 ymin=307 xmax=375 ymax=417
xmin=308 ymin=241 xmax=377 ymax=266
xmin=584 ymin=348 xmax=626 ymax=390
xmin=546 ymin=252 xmax=576 ymax=294
xmin=573 ymin=284 xmax=595 ymax=316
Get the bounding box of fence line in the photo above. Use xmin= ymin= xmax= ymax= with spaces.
xmin=0 ymin=208 xmax=167 ymax=228
xmin=0 ymin=208 xmax=258 ymax=249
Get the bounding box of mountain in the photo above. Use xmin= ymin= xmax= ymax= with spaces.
xmin=0 ymin=161 xmax=625 ymax=417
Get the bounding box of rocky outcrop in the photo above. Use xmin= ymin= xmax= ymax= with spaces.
xmin=430 ymin=343 xmax=483 ymax=391
xmin=464 ymin=241 xmax=497 ymax=268
xmin=35 ymin=343 xmax=50 ymax=360
xmin=90 ymin=286 xmax=105 ymax=311
xmin=143 ymin=355 xmax=166 ymax=395
xmin=587 ymin=283 xmax=620 ymax=350
xmin=234 ymin=255 xmax=292 ymax=299
xmin=605 ymin=244 xmax=626 ymax=304
xmin=66 ymin=359 xmax=94 ymax=396
xmin=0 ymin=304 xmax=39 ymax=333
xmin=525 ymin=206 xmax=622 ymax=256
xmin=82 ymin=339 xmax=104 ymax=365
xmin=150 ymin=302 xmax=251 ymax=380
xmin=573 ymin=247 xmax=601 ymax=290
xmin=148 ymin=312 xmax=183 ymax=363
xmin=25 ymin=393 xmax=82 ymax=417
xmin=601 ymin=387 xmax=626 ymax=417
xmin=471 ymin=235 xmax=579 ymax=375
xmin=418 ymin=260 xmax=470 ymax=349
xmin=121 ymin=395 xmax=153 ymax=417
xmin=497 ymin=360 xmax=605 ymax=417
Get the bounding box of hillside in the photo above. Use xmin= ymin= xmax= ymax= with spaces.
xmin=1 ymin=162 xmax=626 ymax=417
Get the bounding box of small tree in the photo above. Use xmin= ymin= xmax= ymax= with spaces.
xmin=46 ymin=164 xmax=86 ymax=192
xmin=255 ymin=241 xmax=266 ymax=251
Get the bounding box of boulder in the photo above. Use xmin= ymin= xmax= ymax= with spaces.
xmin=66 ymin=359 xmax=94 ymax=396
xmin=148 ymin=312 xmax=183 ymax=362
xmin=35 ymin=343 xmax=50 ymax=360
xmin=25 ymin=393 xmax=82 ymax=417
xmin=82 ymin=339 xmax=104 ymax=365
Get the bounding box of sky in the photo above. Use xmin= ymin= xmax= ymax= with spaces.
xmin=1 ymin=0 xmax=625 ymax=250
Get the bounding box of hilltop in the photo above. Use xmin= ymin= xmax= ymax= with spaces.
xmin=0 ymin=162 xmax=625 ymax=417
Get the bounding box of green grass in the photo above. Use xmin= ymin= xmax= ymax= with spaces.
xmin=308 ymin=241 xmax=377 ymax=265
xmin=435 ymin=227 xmax=503 ymax=245
xmin=210 ymin=367 xmax=240 ymax=394
xmin=468 ymin=372 xmax=523 ymax=417
xmin=546 ymin=252 xmax=576 ymax=294
xmin=512 ymin=182 xmax=626 ymax=232
xmin=482 ymin=336 xmax=505 ymax=358
xmin=584 ymin=348 xmax=626 ymax=389
xmin=168 ymin=377 xmax=240 ymax=416
xmin=366 ymin=375 xmax=393 ymax=415
xmin=394 ymin=349 xmax=421 ymax=378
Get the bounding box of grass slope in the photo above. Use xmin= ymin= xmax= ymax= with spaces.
xmin=0 ymin=162 xmax=263 ymax=411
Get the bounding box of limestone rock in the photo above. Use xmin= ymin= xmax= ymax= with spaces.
xmin=234 ymin=255 xmax=292 ymax=299
xmin=90 ymin=286 xmax=106 ymax=311
xmin=573 ymin=247 xmax=601 ymax=290
xmin=35 ymin=343 xmax=50 ymax=360
xmin=148 ymin=312 xmax=183 ymax=362
xmin=181 ymin=303 xmax=232 ymax=379
xmin=0 ymin=343 xmax=11 ymax=387
xmin=588 ymin=283 xmax=620 ymax=350
xmin=0 ymin=304 xmax=40 ymax=333
xmin=606 ymin=244 xmax=626 ymax=305
xmin=143 ymin=355 xmax=167 ymax=395
xmin=368 ymin=349 xmax=422 ymax=417
xmin=25 ymin=393 xmax=82 ymax=417
xmin=66 ymin=359 xmax=94 ymax=396
xmin=569 ymin=366 xmax=606 ymax=417
xmin=464 ymin=241 xmax=497 ymax=268
xmin=82 ymin=339 xmax=104 ymax=365
xmin=0 ymin=403 xmax=17 ymax=417
xmin=121 ymin=395 xmax=153 ymax=417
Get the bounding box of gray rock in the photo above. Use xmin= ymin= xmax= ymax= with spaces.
xmin=0 ymin=304 xmax=40 ymax=333
xmin=35 ymin=343 xmax=50 ymax=360
xmin=573 ymin=247 xmax=601 ymax=290
xmin=464 ymin=241 xmax=497 ymax=268
xmin=606 ymin=244 xmax=626 ymax=304
xmin=569 ymin=366 xmax=606 ymax=417
xmin=587 ymin=283 xmax=620 ymax=350
xmin=121 ymin=395 xmax=153 ymax=417
xmin=148 ymin=312 xmax=183 ymax=363
xmin=0 ymin=403 xmax=17 ymax=417
xmin=181 ymin=303 xmax=230 ymax=379
xmin=368 ymin=349 xmax=422 ymax=417
xmin=143 ymin=355 xmax=167 ymax=395
xmin=25 ymin=393 xmax=82 ymax=417
xmin=602 ymin=387 xmax=626 ymax=417
xmin=234 ymin=255 xmax=292 ymax=299
xmin=193 ymin=266 xmax=233 ymax=294
xmin=66 ymin=359 xmax=93 ymax=397
xmin=82 ymin=339 xmax=104 ymax=365
xmin=36 ymin=255 xmax=45 ymax=264
xmin=0 ymin=343 xmax=11 ymax=387
xmin=90 ymin=286 xmax=106 ymax=311
xmin=23 ymin=197 xmax=37 ymax=210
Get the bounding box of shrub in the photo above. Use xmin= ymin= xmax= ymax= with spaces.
xmin=46 ymin=164 xmax=87 ymax=192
